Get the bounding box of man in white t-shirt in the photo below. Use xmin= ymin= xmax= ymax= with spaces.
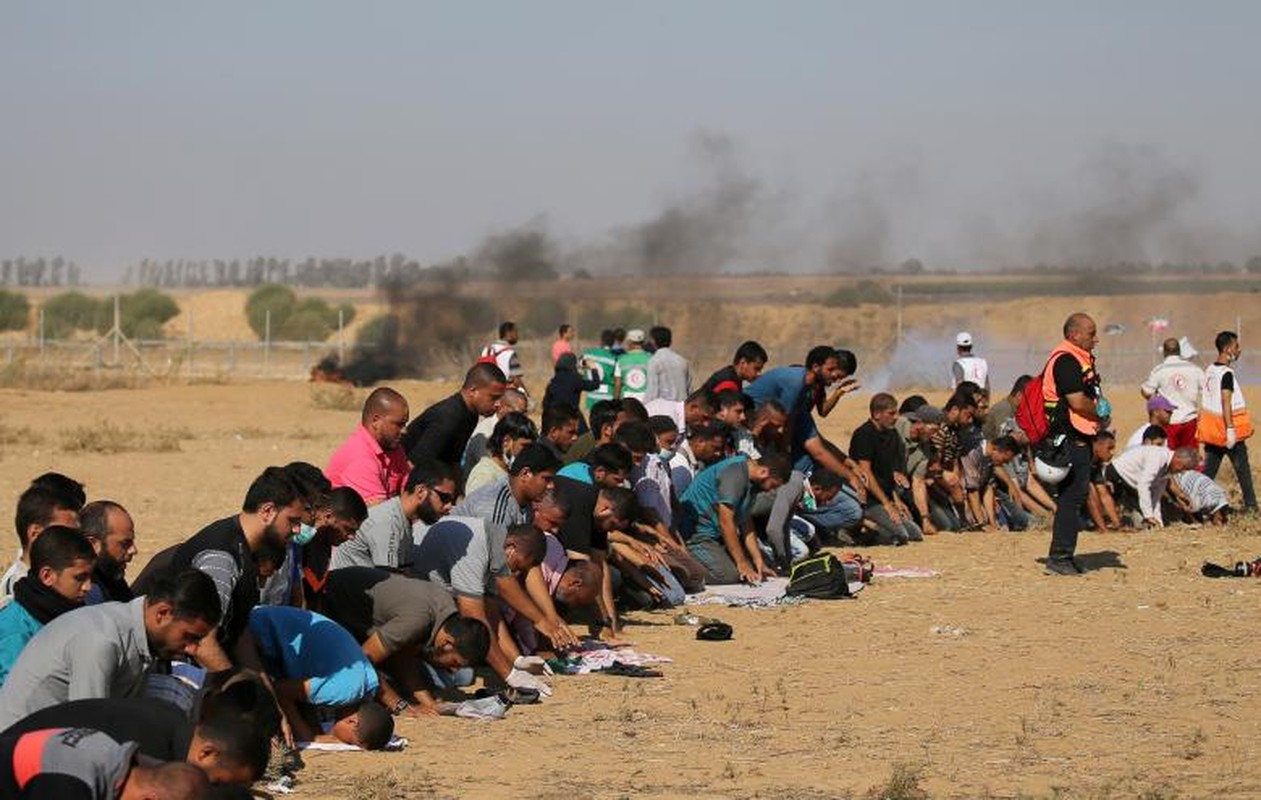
xmin=1104 ymin=445 xmax=1197 ymax=528
xmin=481 ymin=321 xmax=527 ymax=397
xmin=1141 ymin=337 xmax=1205 ymax=450
xmin=951 ymin=332 xmax=989 ymax=392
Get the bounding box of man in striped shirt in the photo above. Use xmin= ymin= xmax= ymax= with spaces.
xmin=450 ymin=444 xmax=560 ymax=528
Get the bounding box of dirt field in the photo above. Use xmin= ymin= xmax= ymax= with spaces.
xmin=1 ymin=379 xmax=1259 ymax=799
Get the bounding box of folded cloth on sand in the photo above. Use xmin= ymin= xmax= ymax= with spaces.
xmin=298 ymin=735 xmax=409 ymax=752
xmin=546 ymin=641 xmax=672 ymax=675
xmin=436 ymin=696 xmax=509 ymax=720
xmin=873 ymin=565 xmax=940 ymax=578
xmin=684 ymin=577 xmax=806 ymax=607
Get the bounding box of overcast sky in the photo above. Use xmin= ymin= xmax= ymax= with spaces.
xmin=2 ymin=1 xmax=1259 ymax=279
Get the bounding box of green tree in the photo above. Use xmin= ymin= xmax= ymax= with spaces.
xmin=0 ymin=290 xmax=29 ymax=331
xmin=41 ymin=292 xmax=102 ymax=339
xmin=245 ymin=284 xmax=297 ymax=339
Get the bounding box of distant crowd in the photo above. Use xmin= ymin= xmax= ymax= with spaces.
xmin=0 ymin=314 xmax=1251 ymax=797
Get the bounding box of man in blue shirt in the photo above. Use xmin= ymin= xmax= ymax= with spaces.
xmin=246 ymin=606 xmax=394 ymax=749
xmin=678 ymin=453 xmax=792 ymax=585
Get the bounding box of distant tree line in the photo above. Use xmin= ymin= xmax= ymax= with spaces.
xmin=0 ymin=257 xmax=82 ymax=287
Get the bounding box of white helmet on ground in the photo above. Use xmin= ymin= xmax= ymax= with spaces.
xmin=1034 ymin=454 xmax=1070 ymax=485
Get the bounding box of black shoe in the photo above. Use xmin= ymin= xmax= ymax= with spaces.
xmin=1044 ymin=557 xmax=1081 ymax=576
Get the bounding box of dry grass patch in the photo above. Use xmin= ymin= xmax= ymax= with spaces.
xmin=309 ymin=383 xmax=359 ymax=411
xmin=59 ymin=420 xmax=192 ymax=454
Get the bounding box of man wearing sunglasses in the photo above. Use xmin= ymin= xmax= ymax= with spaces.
xmin=329 ymin=460 xmax=459 ymax=572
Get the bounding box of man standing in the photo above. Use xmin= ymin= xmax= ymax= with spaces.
xmin=481 ymin=321 xmax=526 ymax=396
xmin=643 ymin=326 xmax=690 ymax=426
xmin=1042 ymin=313 xmax=1108 ymax=575
xmin=581 ymin=330 xmax=619 ymax=412
xmin=613 ymin=329 xmax=651 ymax=401
xmin=951 ymin=332 xmax=990 ymax=391
xmin=402 ymin=363 xmax=507 ymax=469
xmin=551 ymin=323 xmax=576 ymax=364
xmin=1199 ymin=330 xmax=1256 ymax=513
xmin=1141 ymin=337 xmax=1205 ymax=450
xmin=326 ymin=387 xmax=411 ymax=506
xmin=78 ymin=502 xmax=137 ymax=605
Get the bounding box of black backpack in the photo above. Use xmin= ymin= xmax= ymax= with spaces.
xmin=785 ymin=553 xmax=852 ymax=599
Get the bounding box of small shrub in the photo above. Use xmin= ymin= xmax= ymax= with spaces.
xmin=310 ymin=383 xmax=359 ymax=411
xmin=824 ymin=280 xmax=894 ymax=308
xmin=59 ymin=420 xmax=188 ymax=453
xmin=42 ymin=292 xmax=101 ymax=339
xmin=245 ymin=284 xmax=298 ymax=339
xmin=279 ymin=308 xmax=334 ymax=341
xmin=0 ymin=291 xmax=29 ymax=332
xmin=865 ymin=762 xmax=928 ymax=800
xmin=116 ymin=288 xmax=179 ymax=339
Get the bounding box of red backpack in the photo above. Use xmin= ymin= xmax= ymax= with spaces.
xmin=1014 ymin=362 xmax=1052 ymax=445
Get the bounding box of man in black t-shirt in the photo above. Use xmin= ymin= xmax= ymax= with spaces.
xmin=402 ymin=363 xmax=507 ymax=468
xmin=3 ymin=694 xmax=268 ymax=787
xmin=700 ymin=340 xmax=768 ymax=399
xmin=849 ymin=393 xmax=922 ymax=546
xmin=551 ymin=480 xmax=636 ymax=637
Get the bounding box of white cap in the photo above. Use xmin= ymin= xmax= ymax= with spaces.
xmin=956 ymin=332 xmax=973 ymax=347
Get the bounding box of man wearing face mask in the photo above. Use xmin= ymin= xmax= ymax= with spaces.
xmin=464 ymin=412 xmax=538 ymax=495
xmin=1200 ymin=330 xmax=1256 ymax=513
xmin=294 ymin=488 xmax=369 ymax=606
xmin=132 ymin=467 xmax=306 ymax=670
xmin=330 ymin=460 xmax=458 ymax=573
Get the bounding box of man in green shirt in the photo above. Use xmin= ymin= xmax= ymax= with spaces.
xmin=614 ymin=329 xmax=651 ymax=401
xmin=582 ymin=329 xmax=619 ymax=411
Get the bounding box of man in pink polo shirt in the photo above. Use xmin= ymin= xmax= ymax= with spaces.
xmin=327 ymin=387 xmax=411 ymax=506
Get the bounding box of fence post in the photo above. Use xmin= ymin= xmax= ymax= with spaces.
xmin=338 ymin=308 xmax=345 ymax=363
xmin=38 ymin=308 xmax=45 ymax=358
xmin=112 ymin=294 xmax=121 ymax=366
xmin=186 ymin=309 xmax=194 ymax=380
xmin=264 ymin=310 xmax=271 ymax=377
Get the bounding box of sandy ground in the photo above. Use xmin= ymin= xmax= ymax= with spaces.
xmin=0 ymin=380 xmax=1259 ymax=799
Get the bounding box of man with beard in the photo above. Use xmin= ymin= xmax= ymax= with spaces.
xmin=79 ymin=502 xmax=138 ymax=605
xmin=330 ymin=460 xmax=457 ymax=573
xmin=132 ymin=467 xmax=305 ymax=670
xmin=326 ymin=387 xmax=411 ymax=506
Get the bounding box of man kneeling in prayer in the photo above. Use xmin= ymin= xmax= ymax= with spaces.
xmin=243 ymin=606 xmax=394 ymax=749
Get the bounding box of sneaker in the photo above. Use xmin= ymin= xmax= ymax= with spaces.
xmin=1044 ymin=557 xmax=1081 ymax=576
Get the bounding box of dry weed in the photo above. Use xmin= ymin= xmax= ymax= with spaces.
xmin=866 ymin=762 xmax=929 ymax=800
xmin=59 ymin=420 xmax=191 ymax=454
xmin=310 ymin=383 xmax=359 ymax=411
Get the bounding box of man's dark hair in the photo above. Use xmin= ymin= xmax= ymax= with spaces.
xmin=504 ymin=524 xmax=547 ymax=566
xmin=1216 ymin=330 xmax=1238 ymax=353
xmin=541 ymin=404 xmax=581 ymax=435
xmin=558 ymin=323 xmax=572 ymax=337
xmin=613 ymin=422 xmax=656 ymax=456
xmin=687 ymin=421 xmax=728 ymax=441
xmin=354 ymin=701 xmax=395 ymax=751
xmin=1096 ymin=429 xmax=1116 ymax=443
xmin=805 ymin=346 xmax=836 ymax=370
xmin=621 ymin=397 xmax=649 ymax=421
xmin=589 ymin=443 xmax=634 ymax=475
xmin=612 ymin=327 xmax=626 ymax=342
xmin=196 ymin=707 xmax=271 ymax=780
xmin=715 ymin=390 xmax=745 ymax=412
xmin=600 ymin=328 xmax=615 ymax=347
xmin=588 ymin=400 xmax=623 ymax=440
xmin=810 ymin=469 xmax=845 ymax=492
xmin=992 ymin=435 xmax=1019 ymax=455
xmin=498 ymin=321 xmax=517 ymax=339
xmin=944 ymin=393 xmax=977 ymax=413
xmin=78 ymin=500 xmax=125 ymax=544
xmin=649 ymin=326 xmax=672 ymax=348
xmin=834 ymin=348 xmax=858 ymax=376
xmin=1142 ymin=425 xmax=1167 ymax=443
xmin=1010 ymin=375 xmax=1033 ymax=397
xmin=14 ymin=485 xmax=77 ymax=549
xmin=955 ymin=381 xmax=987 ymax=404
xmin=361 ymin=387 xmax=407 ymax=424
xmin=898 ymin=395 xmax=928 ymax=415
xmin=464 ymin=361 xmax=508 ymax=389
xmin=327 ymin=487 xmax=369 ymax=525
xmin=647 ymin=415 xmax=678 ymax=437
xmin=441 ymin=615 xmax=492 ymax=665
xmin=146 ymin=569 xmax=223 ymax=626
xmin=200 ymin=672 xmax=281 ymax=743
xmin=29 ymin=525 xmax=94 ymax=573
xmin=405 ymin=458 xmax=458 ymax=493
xmin=733 ymin=340 xmax=768 ymax=365
xmin=598 ymin=486 xmax=638 ymax=522
xmin=29 ymin=473 xmax=86 ymax=511
xmin=757 ymin=451 xmax=792 ymax=483
xmin=509 ymin=442 xmax=563 ymax=477
xmin=242 ymin=467 xmax=300 ymax=514
xmin=869 ymin=393 xmax=898 ymax=414
xmin=284 ymin=462 xmax=332 ymax=508
xmin=489 ymin=412 xmax=538 ymax=456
